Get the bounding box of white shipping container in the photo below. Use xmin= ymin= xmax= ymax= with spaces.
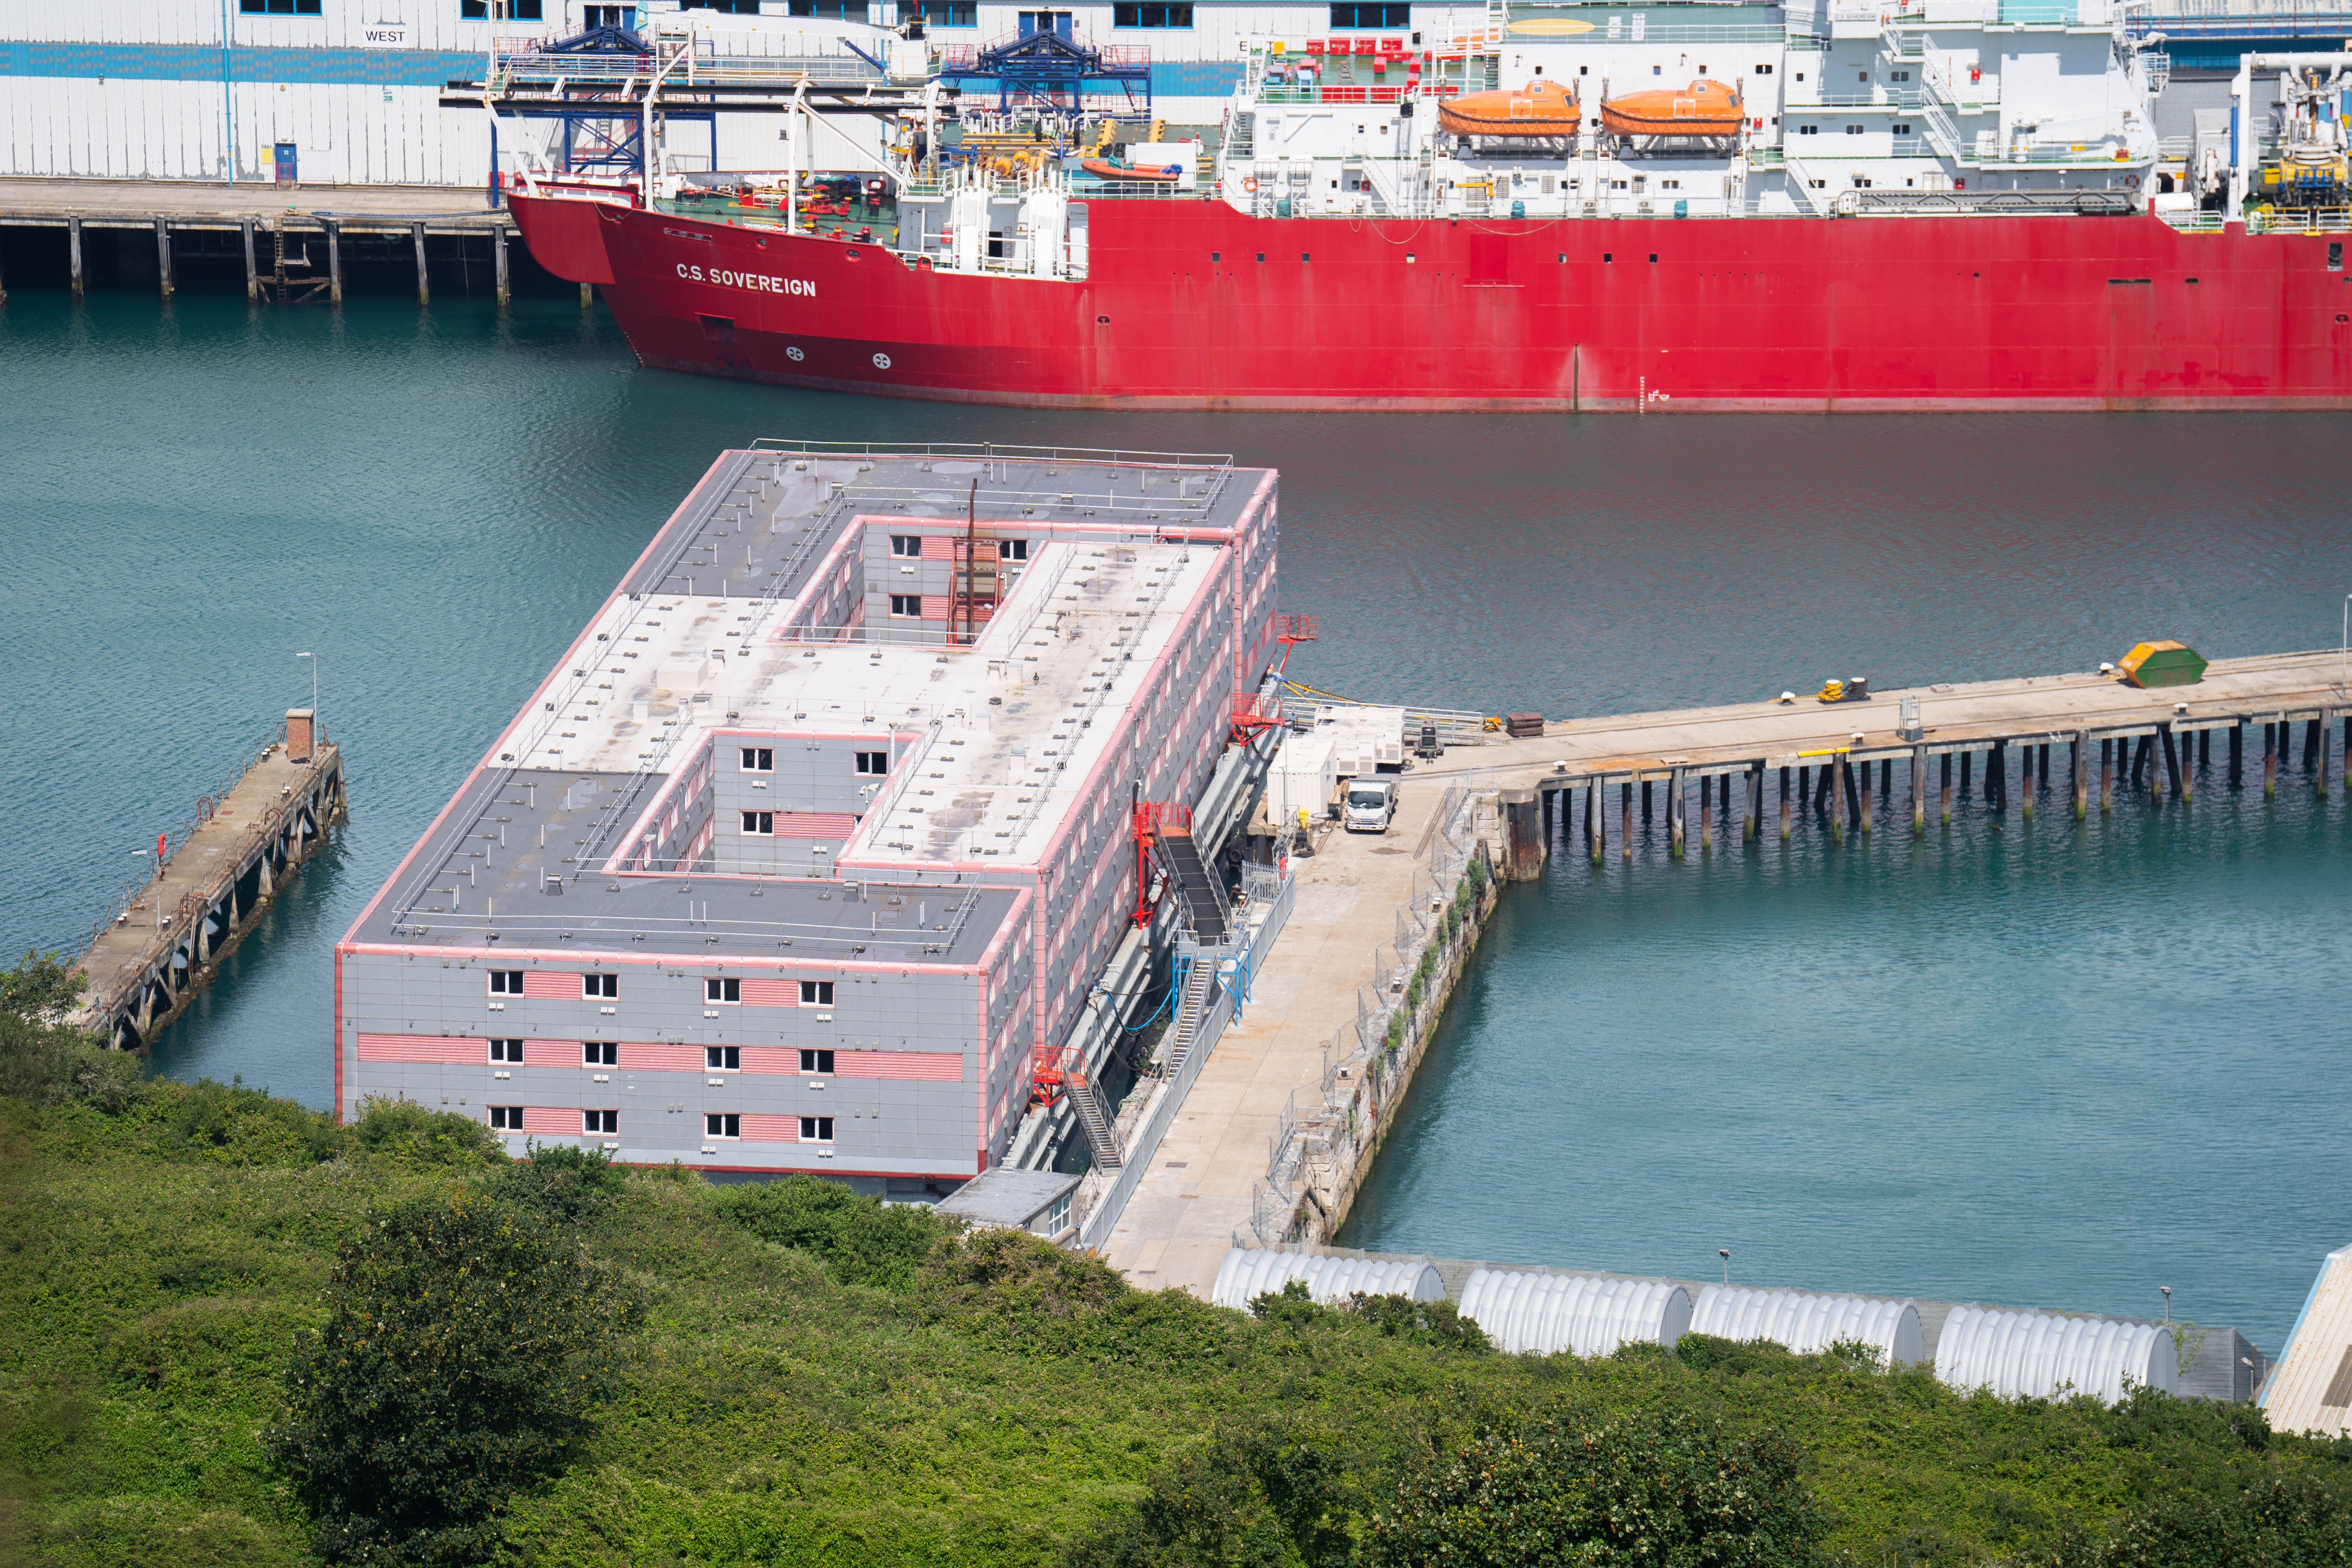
xmin=1265 ymin=731 xmax=1337 ymax=823
xmin=1320 ymin=705 xmax=1406 ymax=778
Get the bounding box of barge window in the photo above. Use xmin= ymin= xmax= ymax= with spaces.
xmin=919 ymin=0 xmax=977 ymax=21
xmin=888 ymin=593 xmax=921 ymax=617
xmin=584 ymin=973 xmax=618 ymax=999
xmin=889 ymin=534 xmax=922 ymax=557
xmin=584 ymin=1109 xmax=617 ymax=1135
xmin=707 ymin=1045 xmax=741 ymax=1070
xmin=1114 ymin=2 xmax=1193 ymax=24
xmin=1002 ymin=538 xmax=1029 ymax=561
xmin=488 ymin=969 xmax=524 ymax=995
xmin=584 ymin=1041 xmax=617 ymax=1066
xmin=800 ymin=1048 xmax=836 ymax=1074
xmin=742 ymin=746 xmax=773 ymax=771
xmin=489 ymin=1106 xmax=524 ymax=1131
xmin=1329 ymin=1 xmax=1409 ymax=27
xmin=2332 ymin=243 xmax=2344 ymax=270
xmin=706 ymin=980 xmax=741 ymax=1006
xmin=490 ymin=1038 xmax=524 ymax=1063
xmin=855 ymin=751 xmax=890 ymax=774
xmin=706 ymin=1113 xmax=740 ymax=1139
xmin=800 ymin=1115 xmax=836 ymax=1142
xmin=800 ymin=980 xmax=835 ymax=1005
xmin=742 ymin=811 xmax=775 ymax=836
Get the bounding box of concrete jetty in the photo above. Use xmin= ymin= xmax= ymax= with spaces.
xmin=69 ymin=710 xmax=345 ymax=1049
xmin=1102 ymin=645 xmax=2352 ymax=1299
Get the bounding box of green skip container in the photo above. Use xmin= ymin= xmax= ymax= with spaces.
xmin=2118 ymin=640 xmax=2208 ymax=688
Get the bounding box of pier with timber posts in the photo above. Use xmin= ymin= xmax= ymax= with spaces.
xmin=1102 ymin=644 xmax=2352 ymax=1299
xmin=0 ymin=180 xmax=552 ymax=307
xmin=68 ymin=710 xmax=345 ymax=1051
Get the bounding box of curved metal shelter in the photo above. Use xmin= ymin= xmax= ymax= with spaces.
xmin=1210 ymin=1247 xmax=1445 ymax=1310
xmin=1457 ymin=1270 xmax=1693 ymax=1357
xmin=1690 ymin=1285 xmax=1926 ymax=1368
xmin=1935 ymin=1305 xmax=2177 ymax=1403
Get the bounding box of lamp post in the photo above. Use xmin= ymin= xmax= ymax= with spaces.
xmin=1719 ymin=1247 xmax=1730 ymax=1286
xmin=2160 ymin=1285 xmax=2172 ymax=1325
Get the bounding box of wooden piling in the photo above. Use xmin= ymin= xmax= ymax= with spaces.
xmin=1830 ymin=752 xmax=1846 ymax=843
xmin=2100 ymin=738 xmax=2112 ymax=813
xmin=1588 ymin=779 xmax=1603 ymax=864
xmin=2319 ymin=711 xmax=2334 ymax=799
xmin=1746 ymin=762 xmax=1763 ymax=846
xmin=1857 ymin=758 xmax=1873 ymax=835
xmin=2021 ymin=742 xmax=2034 ymax=820
xmin=1778 ymin=766 xmax=1791 ymax=841
xmin=2265 ymin=722 xmax=2278 ymax=798
xmin=2306 ymin=717 xmax=2322 ymax=772
xmin=412 ymin=221 xmax=431 ymax=306
xmin=1990 ymin=741 xmax=2007 ymax=812
xmin=1911 ymin=745 xmax=1927 ymax=833
xmin=2230 ymin=721 xmax=2243 ymax=787
xmin=1669 ymin=769 xmax=1687 ymax=859
xmin=67 ymin=215 xmax=83 ymax=297
xmin=241 ymin=218 xmax=258 ymax=300
xmin=1642 ymin=779 xmax=1653 ymax=822
xmin=2156 ymin=725 xmax=2179 ymax=803
xmin=1699 ymin=773 xmax=1712 ymax=852
xmin=153 ymin=216 xmax=173 ymax=297
xmin=494 ymin=224 xmax=512 ymax=307
xmin=1940 ymin=752 xmax=1953 ymax=824
xmin=1619 ymin=781 xmax=1632 ymax=861
xmin=1961 ymin=750 xmax=1972 ymax=797
xmin=326 ymin=220 xmax=343 ymax=303
xmin=2072 ymin=731 xmax=2089 ymax=819
xmin=2199 ymin=728 xmax=2211 ymax=768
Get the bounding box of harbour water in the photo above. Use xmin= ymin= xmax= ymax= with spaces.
xmin=5 ymin=289 xmax=2351 ymax=1348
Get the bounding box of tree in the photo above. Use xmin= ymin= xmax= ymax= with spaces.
xmin=265 ymin=1192 xmax=643 ymax=1565
xmin=1370 ymin=1409 xmax=1826 ymax=1568
xmin=2 ymin=949 xmax=87 ymax=1021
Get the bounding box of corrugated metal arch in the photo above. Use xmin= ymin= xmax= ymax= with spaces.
xmin=1457 ymin=1270 xmax=1693 ymax=1357
xmin=1210 ymin=1248 xmax=1445 ymax=1310
xmin=1934 ymin=1305 xmax=2177 ymax=1404
xmin=1690 ymin=1285 xmax=1926 ymax=1368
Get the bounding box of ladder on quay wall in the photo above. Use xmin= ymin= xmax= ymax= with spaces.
xmin=1067 ymin=1071 xmax=1122 ymax=1167
xmin=1157 ymin=828 xmax=1230 ymax=943
xmin=1161 ymin=960 xmax=1219 ymax=1076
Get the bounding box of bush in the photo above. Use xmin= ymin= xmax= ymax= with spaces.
xmin=1060 ymin=1416 xmax=1356 ymax=1568
xmin=350 ymin=1095 xmax=507 ymax=1168
xmin=265 ymin=1192 xmax=644 ymax=1565
xmin=710 ymin=1172 xmax=949 ymax=1290
xmin=485 ymin=1142 xmax=628 ymax=1226
xmin=1370 ymin=1408 xmax=1827 ymax=1567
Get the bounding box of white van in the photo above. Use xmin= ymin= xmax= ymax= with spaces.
xmin=1343 ymin=778 xmax=1397 ymax=834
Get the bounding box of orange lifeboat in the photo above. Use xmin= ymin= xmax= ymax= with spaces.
xmin=1437 ymin=79 xmax=1580 ymax=140
xmin=1599 ymin=78 xmax=1744 ymax=139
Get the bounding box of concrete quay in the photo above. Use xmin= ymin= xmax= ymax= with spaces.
xmin=1103 ymin=646 xmax=2352 ymax=1301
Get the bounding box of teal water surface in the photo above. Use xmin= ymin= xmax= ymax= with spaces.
xmin=4 ymin=289 xmax=2349 ymax=1347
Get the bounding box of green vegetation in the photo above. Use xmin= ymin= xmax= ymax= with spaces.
xmin=6 ymin=956 xmax=2352 ymax=1566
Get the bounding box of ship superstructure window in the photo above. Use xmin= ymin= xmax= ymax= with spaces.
xmin=488 ymin=969 xmax=524 ymax=995
xmin=741 ymin=746 xmax=773 ymax=771
xmin=706 ymin=978 xmax=741 ymax=1004
xmin=489 ymin=1106 xmax=524 ymax=1130
xmin=584 ymin=973 xmax=618 ymax=999
xmin=1755 ymin=62 xmax=1773 ymax=74
xmin=855 ymin=751 xmax=889 ymax=774
xmin=1114 ymin=2 xmax=1193 ymax=24
xmin=243 ymin=0 xmax=323 ymax=11
xmin=707 ymin=1045 xmax=742 ymax=1069
xmin=1894 ymin=122 xmax=1913 ymax=135
xmin=459 ymin=0 xmax=543 ymax=15
xmin=584 ymin=1109 xmax=618 ymax=1135
xmin=889 ymin=593 xmax=921 ymax=617
xmin=800 ymin=1115 xmax=836 ymax=1142
xmin=1797 ymin=124 xmax=1819 ymax=135
xmin=889 ymin=534 xmax=922 ymax=557
xmin=742 ymin=811 xmax=775 ymax=835
xmin=919 ymin=0 xmax=977 ymax=23
xmin=800 ymin=1048 xmax=836 ymax=1074
xmin=800 ymin=980 xmax=835 ymax=1005
xmin=789 ymin=0 xmax=864 ymax=16
xmin=706 ymin=1113 xmax=741 ymax=1138
xmin=490 ymin=1038 xmax=524 ymax=1063
xmin=1329 ymin=1 xmax=1408 ymax=25
xmin=584 ymin=1041 xmax=617 ymax=1067
xmin=1846 ymin=124 xmax=1865 ymax=135
xmin=1001 ymin=538 xmax=1029 ymax=562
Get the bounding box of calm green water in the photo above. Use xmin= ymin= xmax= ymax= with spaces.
xmin=5 ymin=289 xmax=2350 ymax=1347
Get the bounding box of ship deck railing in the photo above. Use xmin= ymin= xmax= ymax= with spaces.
xmin=750 ymin=438 xmax=1234 ymax=466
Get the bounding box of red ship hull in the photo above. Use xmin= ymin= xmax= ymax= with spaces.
xmin=513 ymin=191 xmax=2352 ymax=411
